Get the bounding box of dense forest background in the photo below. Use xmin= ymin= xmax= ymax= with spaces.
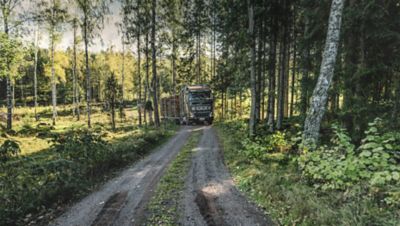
xmin=1 ymin=0 xmax=399 ymax=140
xmin=1 ymin=0 xmax=400 ymax=225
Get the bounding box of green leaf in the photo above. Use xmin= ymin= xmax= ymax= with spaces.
xmin=392 ymin=172 xmax=400 ymax=181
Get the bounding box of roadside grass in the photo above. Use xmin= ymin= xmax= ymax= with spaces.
xmin=0 ymin=105 xmax=141 ymax=155
xmin=0 ymin=107 xmax=177 ymax=225
xmin=215 ymin=122 xmax=400 ymax=226
xmin=144 ymin=130 xmax=202 ymax=225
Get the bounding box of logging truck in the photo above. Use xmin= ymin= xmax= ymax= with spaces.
xmin=160 ymin=85 xmax=214 ymax=125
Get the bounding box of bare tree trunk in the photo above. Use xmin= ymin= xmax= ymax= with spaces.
xmin=51 ymin=4 xmax=57 ymax=126
xmin=121 ymin=32 xmax=125 ymax=122
xmin=72 ymin=19 xmax=80 ymax=121
xmin=137 ymin=1 xmax=142 ymax=126
xmin=277 ymin=19 xmax=288 ymax=130
xmin=267 ymin=13 xmax=277 ymax=132
xmin=300 ymin=20 xmax=310 ymax=118
xmin=144 ymin=32 xmax=149 ymax=125
xmin=172 ymin=35 xmax=176 ymax=95
xmin=34 ymin=23 xmax=39 ymax=121
xmin=248 ymin=0 xmax=257 ymax=136
xmin=303 ymin=0 xmax=345 ymax=147
xmin=84 ymin=14 xmax=92 ymax=128
xmin=290 ymin=8 xmax=297 ymax=117
xmin=151 ymin=0 xmax=160 ymax=127
xmin=4 ymin=12 xmax=12 ymax=130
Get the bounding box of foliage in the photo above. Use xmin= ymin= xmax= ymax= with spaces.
xmin=0 ymin=126 xmax=174 ymax=225
xmin=299 ymin=118 xmax=400 ymax=205
xmin=241 ymin=130 xmax=291 ymax=162
xmin=0 ymin=139 xmax=20 ymax=162
xmin=216 ymin=121 xmax=400 ymax=226
xmin=0 ymin=33 xmax=25 ymax=79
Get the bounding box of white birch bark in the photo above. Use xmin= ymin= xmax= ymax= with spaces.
xmin=303 ymin=0 xmax=345 ymax=147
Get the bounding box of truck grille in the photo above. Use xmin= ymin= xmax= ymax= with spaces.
xmin=194 ymin=112 xmax=210 ymax=118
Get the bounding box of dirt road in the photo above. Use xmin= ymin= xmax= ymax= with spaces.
xmin=180 ymin=126 xmax=272 ymax=226
xmin=50 ymin=126 xmax=272 ymax=226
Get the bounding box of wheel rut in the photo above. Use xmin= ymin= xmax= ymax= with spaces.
xmin=180 ymin=126 xmax=274 ymax=226
xmin=50 ymin=127 xmax=193 ymax=226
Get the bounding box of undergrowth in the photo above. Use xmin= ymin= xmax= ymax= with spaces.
xmin=216 ymin=120 xmax=400 ymax=226
xmin=0 ymin=125 xmax=176 ymax=226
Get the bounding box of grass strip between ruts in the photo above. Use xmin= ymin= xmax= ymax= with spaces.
xmin=144 ymin=130 xmax=202 ymax=225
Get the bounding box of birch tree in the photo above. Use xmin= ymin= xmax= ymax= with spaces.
xmin=1 ymin=0 xmax=18 ymax=130
xmin=73 ymin=0 xmax=111 ymax=128
xmin=40 ymin=0 xmax=67 ymax=126
xmin=303 ymin=0 xmax=345 ymax=147
xmin=33 ymin=21 xmax=40 ymax=121
xmin=71 ymin=17 xmax=80 ymax=120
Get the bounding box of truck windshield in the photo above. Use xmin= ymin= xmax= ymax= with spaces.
xmin=189 ymin=91 xmax=211 ymax=100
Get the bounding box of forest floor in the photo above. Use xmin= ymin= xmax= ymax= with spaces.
xmin=50 ymin=126 xmax=272 ymax=226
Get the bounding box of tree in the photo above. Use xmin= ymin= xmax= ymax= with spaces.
xmin=0 ymin=0 xmax=23 ymax=130
xmin=247 ymin=0 xmax=256 ymax=136
xmin=40 ymin=0 xmax=68 ymax=126
xmin=71 ymin=17 xmax=81 ymax=120
xmin=151 ymin=0 xmax=160 ymax=127
xmin=303 ymin=0 xmax=345 ymax=147
xmin=73 ymin=0 xmax=111 ymax=128
xmin=105 ymin=73 xmax=120 ymax=130
xmin=33 ymin=6 xmax=41 ymax=121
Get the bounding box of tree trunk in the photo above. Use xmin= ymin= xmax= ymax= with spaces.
xmin=144 ymin=32 xmax=149 ymax=125
xmin=248 ymin=0 xmax=257 ymax=136
xmin=121 ymin=32 xmax=125 ymax=121
xmin=73 ymin=19 xmax=80 ymax=121
xmin=277 ymin=19 xmax=288 ymax=130
xmin=303 ymin=0 xmax=345 ymax=147
xmin=34 ymin=23 xmax=39 ymax=121
xmin=137 ymin=1 xmax=142 ymax=126
xmin=290 ymin=8 xmax=297 ymax=117
xmin=51 ymin=22 xmax=57 ymax=126
xmin=4 ymin=12 xmax=12 ymax=130
xmin=151 ymin=0 xmax=160 ymax=127
xmin=84 ymin=14 xmax=92 ymax=128
xmin=267 ymin=12 xmax=277 ymax=132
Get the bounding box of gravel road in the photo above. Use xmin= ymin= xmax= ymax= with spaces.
xmin=180 ymin=126 xmax=273 ymax=226
xmin=50 ymin=127 xmax=192 ymax=226
xmin=49 ymin=126 xmax=272 ymax=226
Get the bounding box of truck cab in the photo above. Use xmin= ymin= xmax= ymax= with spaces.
xmin=180 ymin=85 xmax=214 ymax=125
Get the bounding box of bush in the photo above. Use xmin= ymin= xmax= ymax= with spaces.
xmin=0 ymin=127 xmax=172 ymax=225
xmin=0 ymin=139 xmax=20 ymax=162
xmin=241 ymin=131 xmax=291 ymax=162
xmin=299 ymin=118 xmax=400 ymax=205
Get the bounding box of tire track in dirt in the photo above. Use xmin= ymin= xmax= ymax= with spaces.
xmin=49 ymin=127 xmax=194 ymax=226
xmin=180 ymin=126 xmax=274 ymax=226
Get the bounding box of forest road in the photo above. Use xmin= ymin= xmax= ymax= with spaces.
xmin=180 ymin=126 xmax=273 ymax=226
xmin=50 ymin=126 xmax=273 ymax=226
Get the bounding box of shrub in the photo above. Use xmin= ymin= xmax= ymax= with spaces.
xmin=241 ymin=131 xmax=291 ymax=162
xmin=299 ymin=119 xmax=400 ymax=205
xmin=0 ymin=139 xmax=20 ymax=162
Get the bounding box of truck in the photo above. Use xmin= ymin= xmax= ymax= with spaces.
xmin=160 ymin=85 xmax=214 ymax=125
